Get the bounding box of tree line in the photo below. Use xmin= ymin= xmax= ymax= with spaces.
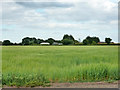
xmin=1 ymin=34 xmax=114 ymax=46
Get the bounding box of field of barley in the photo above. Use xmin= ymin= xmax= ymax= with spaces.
xmin=2 ymin=46 xmax=118 ymax=87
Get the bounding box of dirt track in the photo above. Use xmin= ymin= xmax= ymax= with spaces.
xmin=3 ymin=81 xmax=119 ymax=88
xmin=35 ymin=81 xmax=119 ymax=88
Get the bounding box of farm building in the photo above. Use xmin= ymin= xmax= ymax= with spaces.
xmin=52 ymin=42 xmax=63 ymax=45
xmin=40 ymin=42 xmax=50 ymax=45
xmin=98 ymin=42 xmax=106 ymax=44
xmin=98 ymin=42 xmax=114 ymax=44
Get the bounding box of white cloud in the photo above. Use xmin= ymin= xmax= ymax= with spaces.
xmin=1 ymin=0 xmax=118 ymax=42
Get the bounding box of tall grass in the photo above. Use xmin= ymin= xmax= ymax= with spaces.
xmin=2 ymin=46 xmax=118 ymax=87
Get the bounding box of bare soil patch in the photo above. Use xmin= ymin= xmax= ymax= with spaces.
xmin=3 ymin=81 xmax=118 ymax=88
xmin=41 ymin=81 xmax=118 ymax=88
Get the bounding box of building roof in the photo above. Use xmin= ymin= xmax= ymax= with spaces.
xmin=40 ymin=42 xmax=50 ymax=44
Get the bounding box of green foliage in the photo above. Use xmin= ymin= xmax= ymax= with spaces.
xmin=62 ymin=34 xmax=76 ymax=45
xmin=63 ymin=34 xmax=75 ymax=41
xmin=22 ymin=37 xmax=45 ymax=45
xmin=83 ymin=39 xmax=89 ymax=45
xmin=91 ymin=41 xmax=97 ymax=45
xmin=62 ymin=39 xmax=74 ymax=45
xmin=2 ymin=73 xmax=50 ymax=87
xmin=83 ymin=36 xmax=100 ymax=45
xmin=2 ymin=35 xmax=115 ymax=46
xmin=74 ymin=40 xmax=80 ymax=45
xmin=22 ymin=37 xmax=62 ymax=45
xmin=22 ymin=37 xmax=31 ymax=45
xmin=2 ymin=40 xmax=13 ymax=45
xmin=46 ymin=38 xmax=55 ymax=45
xmin=37 ymin=39 xmax=44 ymax=44
xmin=105 ymin=38 xmax=112 ymax=45
xmin=2 ymin=46 xmax=118 ymax=87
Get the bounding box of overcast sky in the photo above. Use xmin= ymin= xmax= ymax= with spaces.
xmin=0 ymin=0 xmax=118 ymax=43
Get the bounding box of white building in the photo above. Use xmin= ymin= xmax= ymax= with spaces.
xmin=40 ymin=42 xmax=50 ymax=45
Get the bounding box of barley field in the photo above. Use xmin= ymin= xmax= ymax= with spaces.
xmin=2 ymin=46 xmax=118 ymax=87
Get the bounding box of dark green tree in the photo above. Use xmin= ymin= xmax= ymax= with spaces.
xmin=105 ymin=38 xmax=112 ymax=44
xmin=69 ymin=35 xmax=75 ymax=41
xmin=62 ymin=34 xmax=75 ymax=45
xmin=46 ymin=38 xmax=55 ymax=45
xmin=32 ymin=37 xmax=37 ymax=44
xmin=63 ymin=34 xmax=70 ymax=40
xmin=2 ymin=40 xmax=12 ymax=45
xmin=22 ymin=37 xmax=40 ymax=45
xmin=22 ymin=37 xmax=31 ymax=45
xmin=63 ymin=34 xmax=75 ymax=41
xmin=74 ymin=40 xmax=79 ymax=45
xmin=55 ymin=40 xmax=62 ymax=43
xmin=62 ymin=39 xmax=74 ymax=45
xmin=83 ymin=39 xmax=89 ymax=45
xmin=91 ymin=41 xmax=97 ymax=45
xmin=83 ymin=36 xmax=100 ymax=45
xmin=37 ymin=39 xmax=44 ymax=44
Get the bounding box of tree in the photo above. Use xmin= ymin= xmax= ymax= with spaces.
xmin=74 ymin=40 xmax=79 ymax=45
xmin=86 ymin=36 xmax=92 ymax=44
xmin=2 ymin=40 xmax=12 ymax=45
xmin=105 ymin=38 xmax=112 ymax=44
xmin=91 ymin=41 xmax=97 ymax=45
xmin=83 ymin=39 xmax=89 ymax=45
xmin=22 ymin=37 xmax=31 ymax=45
xmin=63 ymin=34 xmax=75 ymax=41
xmin=62 ymin=34 xmax=75 ymax=45
xmin=92 ymin=37 xmax=100 ymax=43
xmin=46 ymin=38 xmax=55 ymax=45
xmin=63 ymin=34 xmax=70 ymax=40
xmin=37 ymin=39 xmax=44 ymax=44
xmin=69 ymin=35 xmax=75 ymax=41
xmin=32 ymin=37 xmax=37 ymax=44
xmin=62 ymin=39 xmax=74 ymax=45
xmin=83 ymin=36 xmax=100 ymax=45
xmin=55 ymin=40 xmax=62 ymax=43
xmin=22 ymin=37 xmax=39 ymax=45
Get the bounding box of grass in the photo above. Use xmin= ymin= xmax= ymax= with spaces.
xmin=2 ymin=46 xmax=118 ymax=87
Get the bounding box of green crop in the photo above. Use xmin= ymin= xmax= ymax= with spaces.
xmin=2 ymin=46 xmax=118 ymax=87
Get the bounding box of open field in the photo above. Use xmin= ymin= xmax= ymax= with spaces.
xmin=2 ymin=46 xmax=118 ymax=87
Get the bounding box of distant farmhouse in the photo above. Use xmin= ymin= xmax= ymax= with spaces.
xmin=52 ymin=42 xmax=63 ymax=45
xmin=40 ymin=42 xmax=63 ymax=45
xmin=40 ymin=42 xmax=50 ymax=45
xmin=98 ymin=42 xmax=106 ymax=44
xmin=98 ymin=42 xmax=114 ymax=44
xmin=111 ymin=42 xmax=114 ymax=44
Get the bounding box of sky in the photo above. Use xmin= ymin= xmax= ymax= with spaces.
xmin=0 ymin=0 xmax=118 ymax=43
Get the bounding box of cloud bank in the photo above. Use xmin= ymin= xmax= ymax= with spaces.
xmin=1 ymin=0 xmax=118 ymax=43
